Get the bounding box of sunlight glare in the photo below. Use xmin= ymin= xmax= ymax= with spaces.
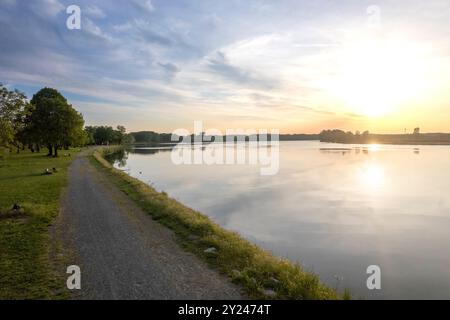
xmin=368 ymin=144 xmax=380 ymax=152
xmin=332 ymin=37 xmax=432 ymax=118
xmin=361 ymin=164 xmax=384 ymax=188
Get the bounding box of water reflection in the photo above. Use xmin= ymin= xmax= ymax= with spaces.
xmin=131 ymin=147 xmax=173 ymax=155
xmin=319 ymin=148 xmax=352 ymax=155
xmin=360 ymin=164 xmax=384 ymax=188
xmin=110 ymin=141 xmax=450 ymax=299
xmin=105 ymin=148 xmax=128 ymax=168
xmin=368 ymin=144 xmax=380 ymax=152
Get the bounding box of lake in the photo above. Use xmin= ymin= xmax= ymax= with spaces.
xmin=110 ymin=141 xmax=450 ymax=299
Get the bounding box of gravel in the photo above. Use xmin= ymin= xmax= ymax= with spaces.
xmin=59 ymin=154 xmax=243 ymax=300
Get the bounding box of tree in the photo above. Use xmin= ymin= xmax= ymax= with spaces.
xmin=84 ymin=126 xmax=96 ymax=145
xmin=122 ymin=133 xmax=135 ymax=145
xmin=117 ymin=125 xmax=126 ymax=135
xmin=29 ymin=88 xmax=85 ymax=156
xmin=93 ymin=126 xmax=115 ymax=145
xmin=116 ymin=125 xmax=126 ymax=144
xmin=71 ymin=128 xmax=90 ymax=147
xmin=0 ymin=84 xmax=30 ymax=152
xmin=84 ymin=125 xmax=130 ymax=145
xmin=61 ymin=107 xmax=85 ymax=149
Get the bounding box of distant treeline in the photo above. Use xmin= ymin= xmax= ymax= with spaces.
xmin=129 ymin=131 xmax=319 ymax=144
xmin=280 ymin=134 xmax=319 ymax=141
xmin=319 ymin=129 xmax=450 ymax=145
xmin=85 ymin=125 xmax=135 ymax=146
xmin=130 ymin=131 xmax=174 ymax=144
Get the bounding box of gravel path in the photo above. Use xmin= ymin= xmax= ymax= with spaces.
xmin=59 ymin=153 xmax=243 ymax=299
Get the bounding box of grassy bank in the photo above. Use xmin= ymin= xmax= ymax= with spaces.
xmin=0 ymin=149 xmax=78 ymax=299
xmin=93 ymin=147 xmax=346 ymax=300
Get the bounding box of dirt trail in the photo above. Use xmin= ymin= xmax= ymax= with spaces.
xmin=59 ymin=153 xmax=243 ymax=299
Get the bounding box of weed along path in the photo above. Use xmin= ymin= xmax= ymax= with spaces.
xmin=59 ymin=151 xmax=243 ymax=299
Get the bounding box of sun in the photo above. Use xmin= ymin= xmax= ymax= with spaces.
xmin=331 ymin=37 xmax=430 ymax=117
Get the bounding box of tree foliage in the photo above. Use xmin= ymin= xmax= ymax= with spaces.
xmin=29 ymin=88 xmax=85 ymax=156
xmin=1 ymin=85 xmax=88 ymax=156
xmin=1 ymin=85 xmax=134 ymax=154
xmin=130 ymin=131 xmax=173 ymax=144
xmin=85 ymin=125 xmax=133 ymax=145
xmin=0 ymin=84 xmax=29 ymax=151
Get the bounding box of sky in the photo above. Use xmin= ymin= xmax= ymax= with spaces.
xmin=1 ymin=0 xmax=450 ymax=133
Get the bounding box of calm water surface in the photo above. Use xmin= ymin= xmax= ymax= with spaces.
xmin=111 ymin=141 xmax=450 ymax=299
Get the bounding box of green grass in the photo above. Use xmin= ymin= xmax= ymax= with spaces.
xmin=0 ymin=149 xmax=79 ymax=299
xmin=93 ymin=147 xmax=347 ymax=300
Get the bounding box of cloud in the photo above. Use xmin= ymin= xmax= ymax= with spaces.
xmin=114 ymin=19 xmax=173 ymax=46
xmin=206 ymin=51 xmax=274 ymax=89
xmin=130 ymin=0 xmax=155 ymax=13
xmin=112 ymin=18 xmax=200 ymax=62
xmin=83 ymin=17 xmax=112 ymax=41
xmin=158 ymin=62 xmax=180 ymax=78
xmin=30 ymin=0 xmax=64 ymax=17
xmin=85 ymin=5 xmax=106 ymax=19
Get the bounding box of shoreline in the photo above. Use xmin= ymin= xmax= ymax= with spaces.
xmin=93 ymin=146 xmax=345 ymax=300
xmin=319 ymin=131 xmax=450 ymax=146
xmin=321 ymin=140 xmax=450 ymax=146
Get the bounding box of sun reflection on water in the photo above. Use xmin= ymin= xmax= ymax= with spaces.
xmin=362 ymin=164 xmax=384 ymax=188
xmin=368 ymin=144 xmax=380 ymax=152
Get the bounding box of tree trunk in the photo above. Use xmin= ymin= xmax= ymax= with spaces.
xmin=47 ymin=145 xmax=53 ymax=156
xmin=53 ymin=146 xmax=58 ymax=157
xmin=36 ymin=144 xmax=40 ymax=153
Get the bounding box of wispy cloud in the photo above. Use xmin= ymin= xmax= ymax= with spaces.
xmin=85 ymin=5 xmax=106 ymax=19
xmin=130 ymin=0 xmax=155 ymax=13
xmin=83 ymin=17 xmax=112 ymax=41
xmin=206 ymin=51 xmax=274 ymax=89
xmin=30 ymin=0 xmax=64 ymax=17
